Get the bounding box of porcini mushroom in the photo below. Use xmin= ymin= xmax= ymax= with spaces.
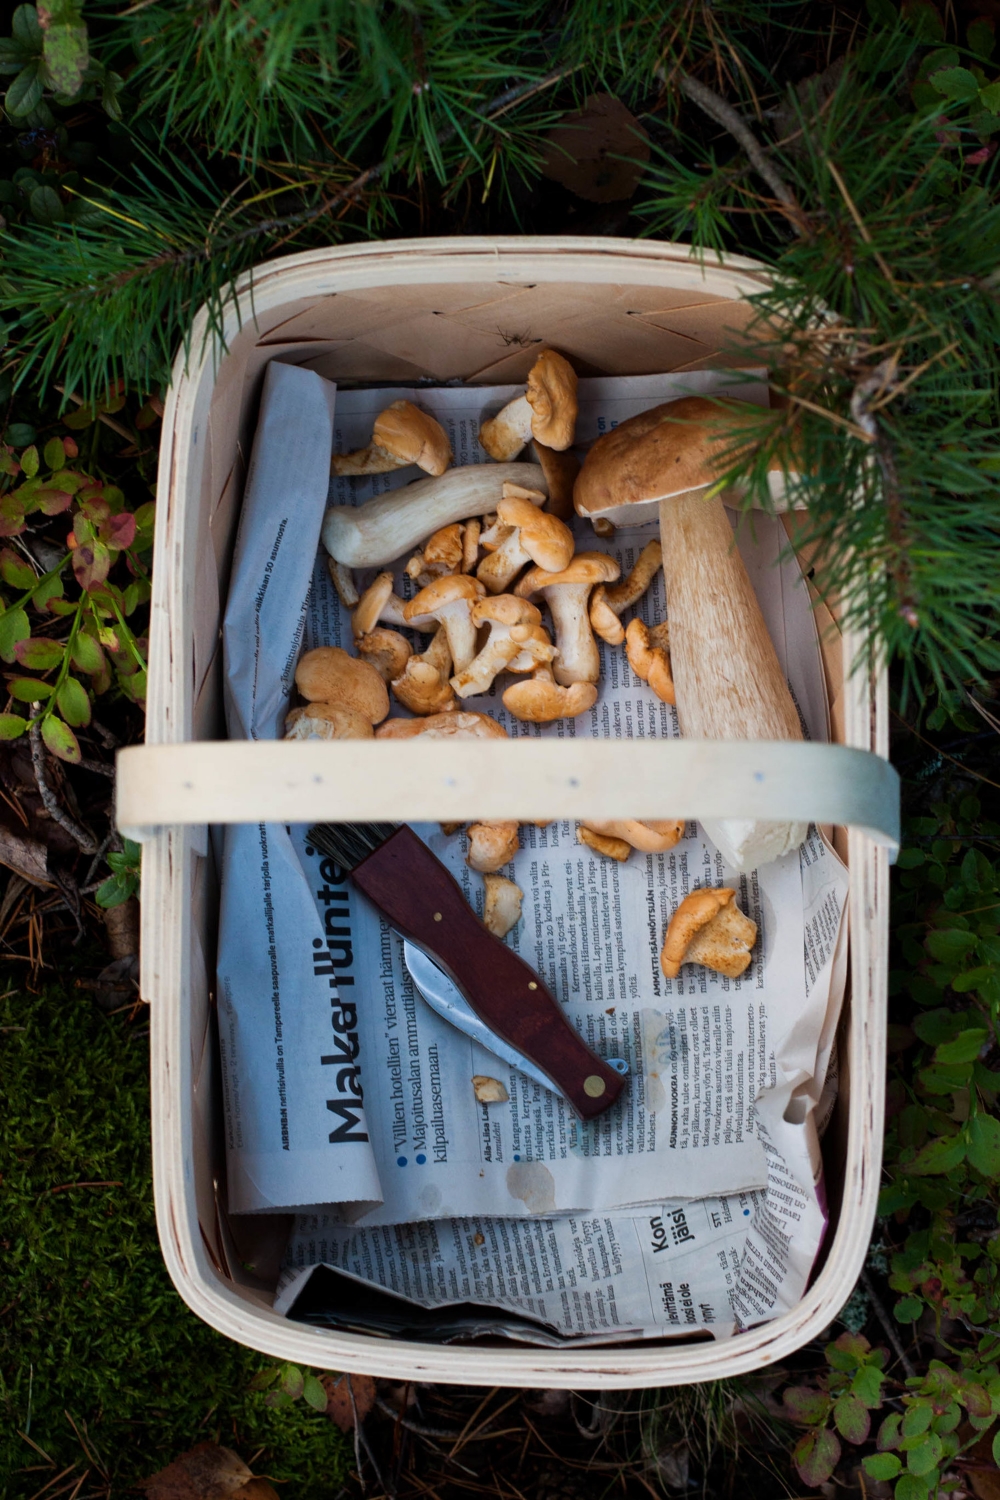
xmin=451 ymin=595 xmax=543 ymax=699
xmin=352 ymin=571 xmax=409 ymax=636
xmin=405 ymin=523 xmax=464 ymax=587
xmin=323 ymin=463 xmax=548 ymax=569
xmin=476 ymin=490 xmax=575 ymax=595
xmin=502 ymin=662 xmax=597 ymax=722
xmin=284 ymin=703 xmax=374 ymax=740
xmin=331 ymin=400 xmax=453 ymax=477
xmin=574 ymin=396 xmax=805 ymax=870
xmin=580 ymin=819 xmax=685 ymax=854
xmin=589 ymin=540 xmax=663 ymax=646
xmin=515 ymin=551 xmax=620 ymax=685
xmin=294 ymin=645 xmax=389 ymax=727
xmin=483 ymin=873 xmax=523 ymax=938
xmin=625 ymin=618 xmax=675 ymax=705
xmin=356 ymin=627 xmax=411 ymax=683
xmin=390 ymin=627 xmax=455 ymax=716
xmin=404 ymin=573 xmax=485 ymax=675
xmin=660 ymin=887 xmax=757 ymax=980
xmin=479 ymin=350 xmax=578 ymax=460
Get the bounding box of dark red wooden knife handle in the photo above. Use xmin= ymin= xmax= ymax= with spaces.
xmin=350 ymin=826 xmax=625 ymax=1120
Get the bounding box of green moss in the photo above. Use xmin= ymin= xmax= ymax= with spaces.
xmin=0 ymin=979 xmax=350 ymax=1498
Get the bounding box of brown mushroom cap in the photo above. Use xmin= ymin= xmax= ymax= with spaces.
xmin=502 ymin=674 xmax=597 ymax=722
xmin=294 ymin=646 xmax=389 ymax=724
xmin=514 ymin=550 xmax=620 ymax=599
xmin=373 ymin=400 xmax=453 ymax=476
xmin=494 ymin=494 xmax=575 ymax=573
xmin=526 ymin=350 xmax=578 ymax=451
xmin=574 ymin=396 xmax=736 ymax=525
xmin=284 ymin=702 xmax=375 ymax=740
xmin=375 ymin=711 xmax=508 ymax=740
xmin=404 ymin=572 xmax=484 ymax=621
xmin=660 ymin=887 xmax=757 ymax=980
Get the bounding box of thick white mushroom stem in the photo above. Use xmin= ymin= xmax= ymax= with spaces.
xmin=323 ymin=463 xmax=548 ymax=569
xmin=479 ymin=395 xmax=534 ymax=462
xmin=660 ymin=489 xmax=806 ymax=870
xmin=404 ymin=574 xmax=484 ymax=675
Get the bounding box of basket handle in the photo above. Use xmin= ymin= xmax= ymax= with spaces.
xmin=116 ymin=738 xmax=899 ymax=854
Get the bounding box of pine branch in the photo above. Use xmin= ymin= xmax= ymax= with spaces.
xmin=678 ymin=72 xmax=805 ymax=229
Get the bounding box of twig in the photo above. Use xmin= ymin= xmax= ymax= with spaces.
xmin=349 ymin=1377 xmax=394 ymax=1499
xmin=84 ymin=831 xmax=118 ymax=889
xmin=53 ymin=385 xmax=132 ymax=442
xmin=861 ymin=1270 xmax=917 ymax=1379
xmin=76 ymin=758 xmax=116 ymax=780
xmin=374 ymin=1397 xmax=460 ymax=1440
xmin=679 ymin=73 xmax=806 ymax=231
xmin=826 ymin=158 xmax=895 ymax=284
xmin=28 ymin=715 xmax=99 ymax=855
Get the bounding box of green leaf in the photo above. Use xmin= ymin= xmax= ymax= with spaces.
xmin=952 ymin=966 xmax=993 ymax=992
xmin=793 ymin=1427 xmax=841 ymax=1487
xmin=42 ymin=436 xmax=65 ymax=469
xmin=94 ymin=871 xmax=137 ymax=909
xmin=20 ymin=444 xmax=39 ymax=479
xmin=12 ymin=5 xmax=44 ymax=48
xmin=784 ymin=1386 xmax=832 ymax=1423
xmin=8 ymin=677 xmax=53 ymax=702
xmin=894 ymin=1295 xmax=924 ymax=1323
xmin=879 ymin=1413 xmax=903 ymax=1449
xmin=902 ymin=0 xmax=945 ymax=39
xmin=55 ymin=674 xmax=90 ymax=727
xmin=969 ymin=17 xmax=996 ymax=57
xmin=834 ymin=1394 xmax=870 ymax=1444
xmin=936 ymin=1029 xmax=988 ymax=1064
xmin=905 ymin=1431 xmax=943 ymax=1475
xmin=28 ymin=184 xmax=64 ymax=225
xmin=6 ymin=59 xmax=43 ymax=116
xmin=302 ymin=1373 xmax=328 ymax=1412
xmin=929 ymin=65 xmax=982 ymax=99
xmin=0 ymin=607 xmax=30 ymax=664
xmin=926 ymin=928 xmax=978 ymax=962
xmin=14 ymin=637 xmax=63 ymax=671
xmin=69 ymin=632 xmax=105 ymax=675
xmin=897 ymin=848 xmax=926 ymax=868
xmin=0 ymin=712 xmax=27 ymax=740
xmin=896 ymin=1475 xmax=933 ymax=1500
xmin=279 ymin=1363 xmax=304 ymax=1400
xmin=852 ymin=1364 xmax=885 ymax=1406
xmin=913 ymin=1009 xmax=970 ymax=1045
xmin=41 ymin=11 xmax=89 ymax=98
xmin=866 ymin=0 xmax=898 ymax=21
xmin=967 ymin=1115 xmax=1000 ymax=1177
xmin=40 ymin=713 xmax=79 ymax=763
xmin=863 ymin=1452 xmax=902 ymax=1480
xmin=993 ymin=1430 xmax=1000 ymax=1466
xmin=902 ymin=1403 xmax=933 ymax=1438
xmin=0 ymin=549 xmax=37 ymax=590
xmin=907 ymin=1132 xmax=967 ymax=1174
xmin=979 ymin=80 xmax=1000 ymax=111
xmin=7 ymin=424 xmax=36 ymax=447
xmin=827 ymin=1331 xmax=870 ymax=1368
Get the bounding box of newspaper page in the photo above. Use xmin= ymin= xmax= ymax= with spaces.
xmin=216 ymin=361 xmax=384 ymax=1215
xmin=283 ymin=373 xmax=848 ymax=1226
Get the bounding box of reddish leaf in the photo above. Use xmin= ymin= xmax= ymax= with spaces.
xmin=0 ymin=547 xmax=37 ymax=590
xmin=142 ymin=1440 xmax=277 ymax=1500
xmin=321 ymin=1372 xmax=378 ymax=1432
xmin=41 ymin=714 xmax=80 ymax=764
xmin=783 ymin=1386 xmax=832 ymax=1424
xmin=105 ymin=511 xmax=136 ymax=550
xmin=35 ymin=488 xmax=73 ymax=516
xmin=61 ymin=434 xmax=79 ymax=458
xmin=540 ymin=93 xmax=651 ymax=202
xmin=14 ymin=636 xmax=64 ymax=670
xmin=73 ymin=540 xmax=111 ymax=591
xmin=8 ymin=677 xmax=55 ymax=702
xmin=833 ymin=1394 xmax=871 ymax=1445
xmin=793 ymin=1427 xmax=841 ymax=1487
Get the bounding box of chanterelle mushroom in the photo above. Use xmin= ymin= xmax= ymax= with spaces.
xmin=352 ymin=571 xmax=409 ymax=636
xmin=577 ymin=825 xmax=631 ymax=862
xmin=356 ymin=627 xmax=411 ymax=684
xmin=404 ymin=574 xmax=485 ymax=675
xmin=660 ymin=888 xmax=757 ymax=980
xmin=405 ymin=523 xmax=464 ymax=587
xmin=580 ymin=819 xmax=685 ymax=853
xmin=502 ymin=662 xmax=597 ymax=722
xmin=483 ymin=874 xmax=523 ymax=938
xmin=331 ymin=400 xmax=453 ymax=477
xmin=391 ymin=627 xmax=455 ymax=716
xmin=590 ymin=540 xmax=663 ymax=646
xmin=476 ymin=489 xmax=574 ymax=595
xmin=479 ymin=350 xmax=578 ymax=461
xmin=294 ymin=646 xmax=389 ymax=727
xmin=467 ymin=820 xmax=520 ymax=873
xmin=451 ymin=595 xmax=545 ymax=698
xmin=625 ymin=618 xmax=675 ymax=705
xmin=515 ymin=551 xmax=620 ymax=684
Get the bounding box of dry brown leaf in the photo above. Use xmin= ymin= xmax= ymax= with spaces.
xmin=321 ymin=1372 xmax=378 ymax=1432
xmin=143 ymin=1442 xmax=256 ymax=1500
xmin=540 ymin=94 xmax=650 ymax=203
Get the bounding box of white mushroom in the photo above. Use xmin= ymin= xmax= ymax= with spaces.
xmin=331 ymin=400 xmax=452 ymax=477
xmin=404 ymin=574 xmax=485 ymax=675
xmin=450 ymin=596 xmax=543 ymax=699
xmin=483 ymin=874 xmax=523 ymax=938
xmin=515 ymin=552 xmax=620 ymax=685
xmin=323 ymin=463 xmax=548 ymax=569
xmin=476 ymin=488 xmax=574 ymax=595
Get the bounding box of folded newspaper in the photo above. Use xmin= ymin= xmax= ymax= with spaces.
xmin=217 ymin=361 xmax=849 ymax=1345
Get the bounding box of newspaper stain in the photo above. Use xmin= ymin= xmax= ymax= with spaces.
xmin=640 ymin=1008 xmax=668 ymax=1113
xmin=506 ymin=1162 xmax=556 ymax=1212
xmin=419 ymin=1184 xmax=443 ymax=1214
